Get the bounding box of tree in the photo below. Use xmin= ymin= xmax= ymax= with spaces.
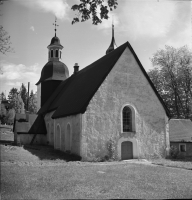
xmin=0 ymin=92 xmax=6 ymax=101
xmin=71 ymin=0 xmax=118 ymax=25
xmin=8 ymin=88 xmax=19 ymax=112
xmin=0 ymin=0 xmax=13 ymax=54
xmin=20 ymin=83 xmax=28 ymax=110
xmin=0 ymin=25 xmax=12 ymax=54
xmin=28 ymin=90 xmax=37 ymax=114
xmin=148 ymin=45 xmax=192 ymax=119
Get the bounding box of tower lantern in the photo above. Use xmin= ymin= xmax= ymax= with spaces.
xmin=47 ymin=17 xmax=63 ymax=61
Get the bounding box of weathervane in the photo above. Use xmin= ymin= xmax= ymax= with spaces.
xmin=53 ymin=16 xmax=59 ymax=37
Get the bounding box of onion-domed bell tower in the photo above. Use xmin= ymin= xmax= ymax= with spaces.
xmin=36 ymin=18 xmax=69 ymax=111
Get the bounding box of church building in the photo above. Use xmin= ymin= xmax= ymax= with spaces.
xmin=29 ymin=21 xmax=170 ymax=161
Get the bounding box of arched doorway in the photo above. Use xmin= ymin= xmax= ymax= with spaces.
xmin=56 ymin=124 xmax=61 ymax=149
xmin=121 ymin=141 xmax=133 ymax=160
xmin=50 ymin=123 xmax=54 ymax=146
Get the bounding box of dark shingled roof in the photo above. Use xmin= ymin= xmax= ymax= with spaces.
xmin=38 ymin=41 xmax=170 ymax=119
xmin=28 ymin=114 xmax=46 ymax=134
xmin=36 ymin=61 xmax=69 ymax=85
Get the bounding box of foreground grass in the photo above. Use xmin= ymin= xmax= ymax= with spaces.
xmin=1 ymin=144 xmax=192 ymax=199
xmin=0 ymin=126 xmax=14 ymax=142
xmin=151 ymin=158 xmax=192 ymax=170
xmin=1 ymin=130 xmax=192 ymax=199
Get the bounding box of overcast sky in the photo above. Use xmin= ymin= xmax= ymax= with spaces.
xmin=0 ymin=0 xmax=191 ymax=96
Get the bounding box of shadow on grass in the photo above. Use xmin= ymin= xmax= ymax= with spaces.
xmin=168 ymin=157 xmax=192 ymax=162
xmin=23 ymin=145 xmax=81 ymax=162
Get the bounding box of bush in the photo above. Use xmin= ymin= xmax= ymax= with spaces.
xmin=169 ymin=145 xmax=179 ymax=159
xmin=0 ymin=115 xmax=6 ymax=124
xmin=107 ymin=138 xmax=116 ymax=161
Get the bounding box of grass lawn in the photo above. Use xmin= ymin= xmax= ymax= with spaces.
xmin=151 ymin=158 xmax=192 ymax=170
xmin=0 ymin=126 xmax=14 ymax=142
xmin=1 ymin=128 xmax=192 ymax=199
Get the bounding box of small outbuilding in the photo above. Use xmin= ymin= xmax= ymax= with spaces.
xmin=169 ymin=119 xmax=192 ymax=157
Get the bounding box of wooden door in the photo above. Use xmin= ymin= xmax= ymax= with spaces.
xmin=121 ymin=141 xmax=133 ymax=160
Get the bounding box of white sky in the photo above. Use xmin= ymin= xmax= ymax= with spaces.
xmin=0 ymin=0 xmax=191 ymax=96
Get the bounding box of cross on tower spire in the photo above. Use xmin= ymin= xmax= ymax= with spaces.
xmin=53 ymin=16 xmax=59 ymax=37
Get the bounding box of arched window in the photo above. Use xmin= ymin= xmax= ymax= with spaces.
xmin=122 ymin=106 xmax=132 ymax=132
xmin=47 ymin=123 xmax=50 ymax=143
xmin=51 ymin=123 xmax=54 ymax=146
xmin=56 ymin=50 xmax=58 ymax=57
xmin=51 ymin=50 xmax=53 ymax=57
xmin=66 ymin=124 xmax=71 ymax=152
xmin=56 ymin=124 xmax=61 ymax=149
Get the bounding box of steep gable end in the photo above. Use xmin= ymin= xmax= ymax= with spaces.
xmin=125 ymin=43 xmax=170 ymax=117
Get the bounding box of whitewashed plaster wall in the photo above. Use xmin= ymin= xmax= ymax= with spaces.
xmin=82 ymin=47 xmax=169 ymax=161
xmin=17 ymin=134 xmax=47 ymax=145
xmin=54 ymin=114 xmax=82 ymax=156
xmin=44 ymin=111 xmax=82 ymax=156
xmin=14 ymin=113 xmax=46 ymax=145
xmin=44 ymin=111 xmax=55 ymax=146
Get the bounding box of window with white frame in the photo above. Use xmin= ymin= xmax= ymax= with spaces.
xmin=122 ymin=106 xmax=132 ymax=132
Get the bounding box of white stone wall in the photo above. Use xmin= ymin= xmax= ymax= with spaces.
xmin=14 ymin=113 xmax=46 ymax=145
xmin=82 ymin=47 xmax=169 ymax=161
xmin=17 ymin=134 xmax=47 ymax=145
xmin=44 ymin=111 xmax=55 ymax=146
xmin=44 ymin=112 xmax=82 ymax=156
xmin=55 ymin=114 xmax=82 ymax=156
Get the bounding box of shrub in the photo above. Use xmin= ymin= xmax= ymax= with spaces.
xmin=169 ymin=145 xmax=179 ymax=159
xmin=107 ymin=138 xmax=116 ymax=161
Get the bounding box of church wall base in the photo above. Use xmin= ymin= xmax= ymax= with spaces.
xmin=15 ymin=133 xmax=47 ymax=145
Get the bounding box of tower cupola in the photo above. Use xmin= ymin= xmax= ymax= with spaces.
xmin=47 ymin=18 xmax=63 ymax=61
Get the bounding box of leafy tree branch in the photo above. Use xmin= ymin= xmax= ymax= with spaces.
xmin=71 ymin=0 xmax=118 ymax=25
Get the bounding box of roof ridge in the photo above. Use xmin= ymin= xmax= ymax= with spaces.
xmin=38 ymin=40 xmax=170 ymax=119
